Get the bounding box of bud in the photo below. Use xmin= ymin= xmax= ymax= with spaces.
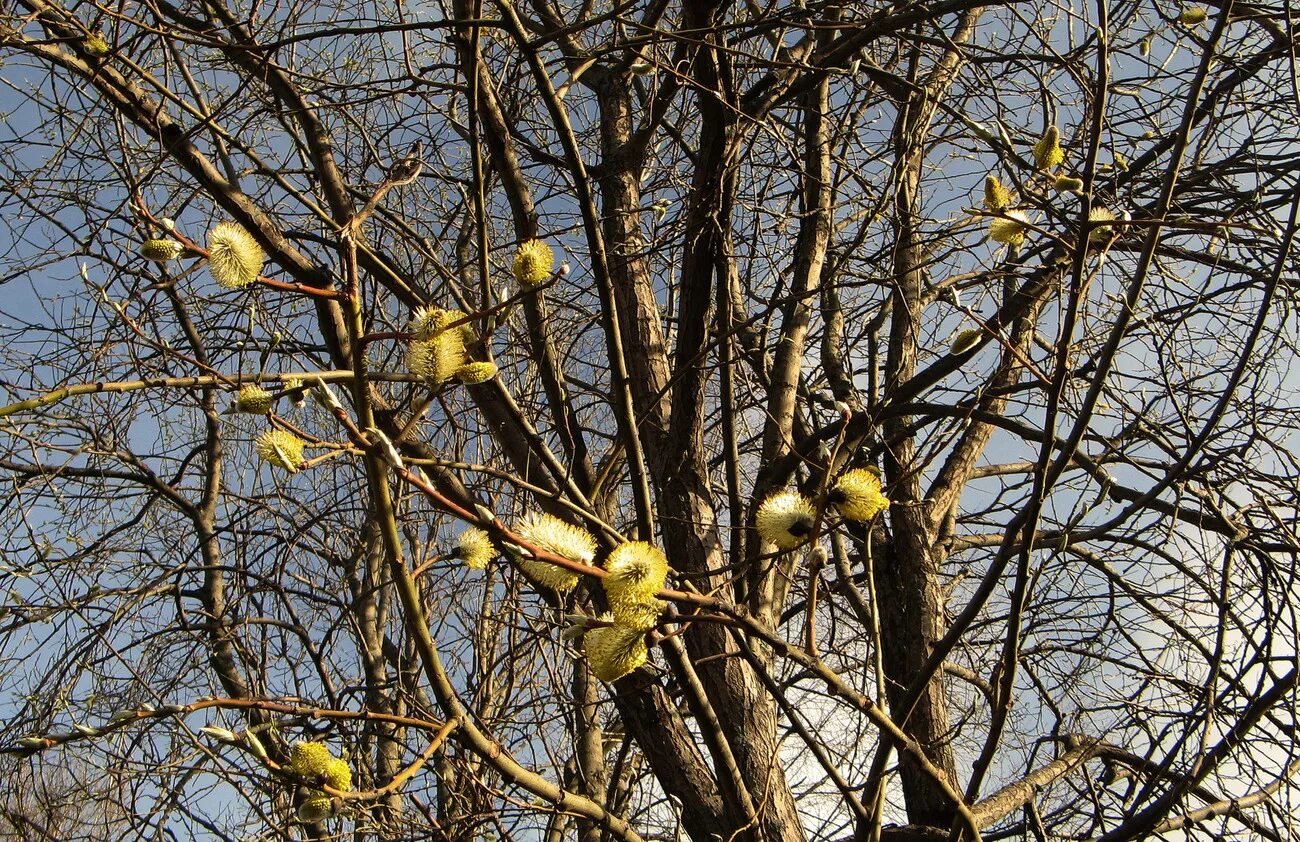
xmin=234 ymin=384 xmax=274 ymax=415
xmin=950 ymin=328 xmax=983 ymax=355
xmin=140 ymin=239 xmax=182 ymax=262
xmin=453 ymin=361 xmax=498 ymax=384
xmin=983 ymin=176 xmax=1015 ymax=211
xmin=560 ymin=622 xmax=590 ymax=644
xmin=1054 ymin=175 xmax=1085 ymax=193
xmin=970 ymin=122 xmax=997 ymax=144
xmin=1033 ymin=126 xmax=1065 ymax=171
xmin=245 ymin=731 xmax=268 ymax=760
xmin=501 ymin=540 xmax=533 ymax=559
xmin=200 ymin=725 xmax=239 ymax=742
xmin=364 ymin=426 xmax=404 ymax=468
xmin=310 ymin=379 xmax=343 ymax=411
xmin=83 ymin=33 xmax=110 ymax=57
xmin=1178 ymin=7 xmax=1208 ymax=25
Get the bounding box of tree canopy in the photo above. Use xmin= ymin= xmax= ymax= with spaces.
xmin=0 ymin=0 xmax=1298 ymax=840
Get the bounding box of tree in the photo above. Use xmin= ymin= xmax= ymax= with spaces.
xmin=0 ymin=756 xmax=127 ymax=841
xmin=0 ymin=0 xmax=1297 ymax=840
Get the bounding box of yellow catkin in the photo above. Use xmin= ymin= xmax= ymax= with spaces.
xmin=519 ymin=558 xmax=581 ymax=591
xmin=603 ymin=543 xmax=669 ymax=628
xmin=983 ymin=176 xmax=1015 ymax=211
xmin=513 ymin=512 xmax=596 ymax=591
xmin=613 ymin=598 xmax=665 ymax=633
xmin=408 ymin=331 xmax=467 ymax=386
xmin=1033 ymin=126 xmax=1065 ymax=170
xmin=950 ymin=328 xmax=983 ymax=355
xmin=438 ymin=310 xmax=477 ymax=343
xmin=1054 ymin=175 xmax=1084 ymax=193
xmin=516 ymin=512 xmax=596 ymax=563
xmin=255 ymin=429 xmax=305 ymax=472
xmin=584 ymin=621 xmax=648 ymax=682
xmin=323 ymin=757 xmax=351 ymax=792
xmin=235 ymin=384 xmax=273 ymax=414
xmin=1088 ymin=207 xmax=1117 ymax=243
xmin=989 ymin=211 xmax=1030 ymax=246
xmin=454 ymin=362 xmax=498 ymax=384
xmin=830 ymin=468 xmax=890 ymax=522
xmin=512 ymin=239 xmax=554 ymax=286
xmin=409 ymin=307 xmax=444 ymax=342
xmin=206 ymin=222 xmax=265 ymax=289
xmin=298 ymin=794 xmax=332 ymax=821
xmin=290 ymin=741 xmax=332 ymax=778
xmin=140 ymin=239 xmax=182 ymax=261
xmin=83 ymin=33 xmax=109 ymax=57
xmin=289 ymin=741 xmax=348 ymax=821
xmin=457 ymin=527 xmax=494 ymax=570
xmin=755 ymin=490 xmax=816 ymax=549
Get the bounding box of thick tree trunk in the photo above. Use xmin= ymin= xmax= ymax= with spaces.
xmin=875 ymin=83 xmax=961 ymax=831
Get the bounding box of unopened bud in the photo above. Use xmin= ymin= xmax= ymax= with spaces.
xmin=502 ymin=541 xmax=533 ymax=559
xmin=1054 ymin=176 xmax=1085 ymax=193
xmin=311 ymin=379 xmax=343 ymax=411
xmin=365 ymin=427 xmax=404 ymax=468
xmin=245 ymin=731 xmax=268 ymax=760
xmin=951 ymin=328 xmax=983 ymax=355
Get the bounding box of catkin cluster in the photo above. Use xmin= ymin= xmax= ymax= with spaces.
xmin=981 ymin=130 xmax=1114 ymax=253
xmin=408 ymin=307 xmax=498 ymax=386
xmin=756 ymin=467 xmax=890 ymax=549
xmin=289 ymin=741 xmax=351 ymax=821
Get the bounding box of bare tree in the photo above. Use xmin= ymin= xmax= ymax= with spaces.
xmin=0 ymin=1 xmax=1297 ymax=841
xmin=0 ymin=756 xmax=126 ymax=841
